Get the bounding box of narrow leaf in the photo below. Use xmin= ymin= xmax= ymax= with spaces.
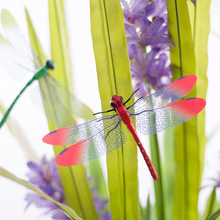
xmin=202 ymin=189 xmax=219 ymax=220
xmin=205 ymin=209 xmax=220 ymax=220
xmin=193 ymin=0 xmax=211 ymax=183
xmin=0 ymin=167 xmax=82 ymax=220
xmin=150 ymin=134 xmax=165 ymax=220
xmin=48 ymin=0 xmax=72 ymax=86
xmin=26 ymin=8 xmax=98 ymax=219
xmin=167 ymin=0 xmax=198 ymax=219
xmin=0 ymin=102 xmax=38 ymax=161
xmin=163 ymin=128 xmax=175 ymax=220
xmin=89 ymin=159 xmax=109 ymax=199
xmin=90 ymin=0 xmax=139 ymax=219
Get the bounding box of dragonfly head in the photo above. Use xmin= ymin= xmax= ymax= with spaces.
xmin=46 ymin=60 xmax=55 ymax=70
xmin=110 ymin=95 xmax=124 ymax=108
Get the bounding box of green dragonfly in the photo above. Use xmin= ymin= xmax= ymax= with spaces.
xmin=0 ymin=10 xmax=92 ymax=129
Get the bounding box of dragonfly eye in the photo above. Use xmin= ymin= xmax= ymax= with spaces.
xmin=46 ymin=60 xmax=55 ymax=70
xmin=110 ymin=102 xmax=117 ymax=108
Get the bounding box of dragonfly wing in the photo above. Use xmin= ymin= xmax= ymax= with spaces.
xmin=130 ymin=98 xmax=206 ymax=135
xmin=43 ymin=115 xmax=126 ymax=166
xmin=55 ymin=121 xmax=126 ymax=166
xmin=29 ymin=74 xmax=99 ymax=130
xmin=0 ymin=33 xmax=36 ymax=79
xmin=128 ymin=75 xmax=197 ymax=115
xmin=43 ymin=114 xmax=122 ymax=145
xmin=1 ymin=10 xmax=42 ymax=70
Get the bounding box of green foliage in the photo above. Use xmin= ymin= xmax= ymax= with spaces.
xmin=26 ymin=2 xmax=98 ymax=219
xmin=90 ymin=0 xmax=139 ymax=219
xmin=205 ymin=209 xmax=220 ymax=220
xmin=0 ymin=0 xmax=212 ymax=219
xmin=150 ymin=134 xmax=165 ymax=220
xmin=0 ymin=167 xmax=82 ymax=220
xmin=202 ymin=189 xmax=219 ymax=220
xmin=0 ymin=102 xmax=37 ymax=161
xmin=167 ymin=0 xmax=210 ymax=220
xmin=163 ymin=128 xmax=175 ymax=220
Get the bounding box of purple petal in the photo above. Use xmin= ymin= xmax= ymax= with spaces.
xmin=93 ymin=196 xmax=108 ymax=211
xmin=52 ymin=210 xmax=70 ymax=220
xmin=125 ymin=24 xmax=138 ymax=39
xmin=147 ymin=17 xmax=164 ymax=36
xmin=120 ymin=0 xmax=129 ymax=8
xmin=137 ymin=16 xmax=151 ymax=34
xmin=130 ymin=0 xmax=149 ymax=12
xmin=144 ymin=2 xmax=156 ymax=17
xmin=144 ymin=48 xmax=160 ymax=74
xmin=100 ymin=212 xmax=112 ymax=220
xmin=140 ymin=36 xmax=175 ymax=46
xmin=190 ymin=0 xmax=195 ymax=5
xmin=27 ymin=162 xmax=42 ymax=174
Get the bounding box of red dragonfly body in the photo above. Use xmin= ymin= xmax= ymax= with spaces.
xmin=110 ymin=95 xmax=158 ymax=180
xmin=43 ymin=75 xmax=206 ymax=181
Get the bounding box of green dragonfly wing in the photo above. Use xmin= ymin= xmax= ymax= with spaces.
xmin=0 ymin=33 xmax=36 ymax=79
xmin=30 ymin=74 xmax=94 ymax=128
xmin=1 ymin=9 xmax=42 ymax=72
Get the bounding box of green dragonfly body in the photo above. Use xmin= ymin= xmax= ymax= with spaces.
xmin=0 ymin=61 xmax=55 ymax=128
xmin=0 ymin=10 xmax=92 ymax=130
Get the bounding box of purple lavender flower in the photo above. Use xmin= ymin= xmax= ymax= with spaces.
xmin=125 ymin=17 xmax=174 ymax=46
xmin=88 ymin=177 xmax=112 ymax=220
xmin=121 ymin=0 xmax=173 ymax=96
xmin=121 ymin=0 xmax=155 ymax=24
xmin=25 ymin=156 xmax=68 ymax=219
xmin=25 ymin=156 xmax=111 ymax=220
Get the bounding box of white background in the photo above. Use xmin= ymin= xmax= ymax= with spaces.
xmin=0 ymin=0 xmax=219 ymax=219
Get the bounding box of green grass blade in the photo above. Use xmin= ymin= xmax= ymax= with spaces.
xmin=193 ymin=0 xmax=211 ymax=183
xmin=163 ymin=128 xmax=175 ymax=220
xmin=167 ymin=0 xmax=199 ymax=219
xmin=89 ymin=159 xmax=108 ymax=199
xmin=140 ymin=196 xmax=151 ymax=219
xmin=26 ymin=8 xmax=98 ymax=219
xmin=146 ymin=196 xmax=152 ymax=220
xmin=150 ymin=134 xmax=164 ymax=220
xmin=201 ymin=189 xmax=219 ymax=220
xmin=0 ymin=167 xmax=83 ymax=220
xmin=0 ymin=102 xmax=38 ymax=161
xmin=90 ymin=0 xmax=139 ymax=219
xmin=205 ymin=209 xmax=220 ymax=220
xmin=48 ymin=0 xmax=72 ymax=87
xmin=48 ymin=2 xmax=98 ymax=217
xmin=25 ymin=9 xmax=47 ymax=63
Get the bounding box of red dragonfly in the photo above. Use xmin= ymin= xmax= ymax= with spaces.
xmin=43 ymin=75 xmax=206 ymax=181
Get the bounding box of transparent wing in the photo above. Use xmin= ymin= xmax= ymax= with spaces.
xmin=130 ymin=98 xmax=205 ymax=135
xmin=30 ymin=74 xmax=94 ymax=128
xmin=43 ymin=114 xmax=121 ymax=145
xmin=0 ymin=9 xmax=42 ymax=79
xmin=43 ymin=115 xmax=126 ymax=165
xmin=0 ymin=33 xmax=36 ymax=79
xmin=128 ymin=75 xmax=197 ymax=115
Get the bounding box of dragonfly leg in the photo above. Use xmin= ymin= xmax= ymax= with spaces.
xmin=129 ymin=109 xmax=153 ymax=117
xmin=105 ymin=120 xmax=121 ymax=140
xmin=124 ymin=88 xmax=140 ymax=106
xmin=96 ymin=114 xmax=118 ymax=123
xmin=126 ymin=96 xmax=144 ymax=111
xmin=93 ymin=108 xmax=115 ymax=116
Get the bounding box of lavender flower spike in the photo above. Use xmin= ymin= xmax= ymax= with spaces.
xmin=25 ymin=156 xmax=68 ymax=219
xmin=25 ymin=156 xmax=111 ymax=219
xmin=121 ymin=0 xmax=173 ymax=96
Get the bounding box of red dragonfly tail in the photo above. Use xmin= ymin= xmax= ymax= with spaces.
xmin=140 ymin=148 xmax=158 ymax=181
xmin=127 ymin=123 xmax=158 ymax=181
